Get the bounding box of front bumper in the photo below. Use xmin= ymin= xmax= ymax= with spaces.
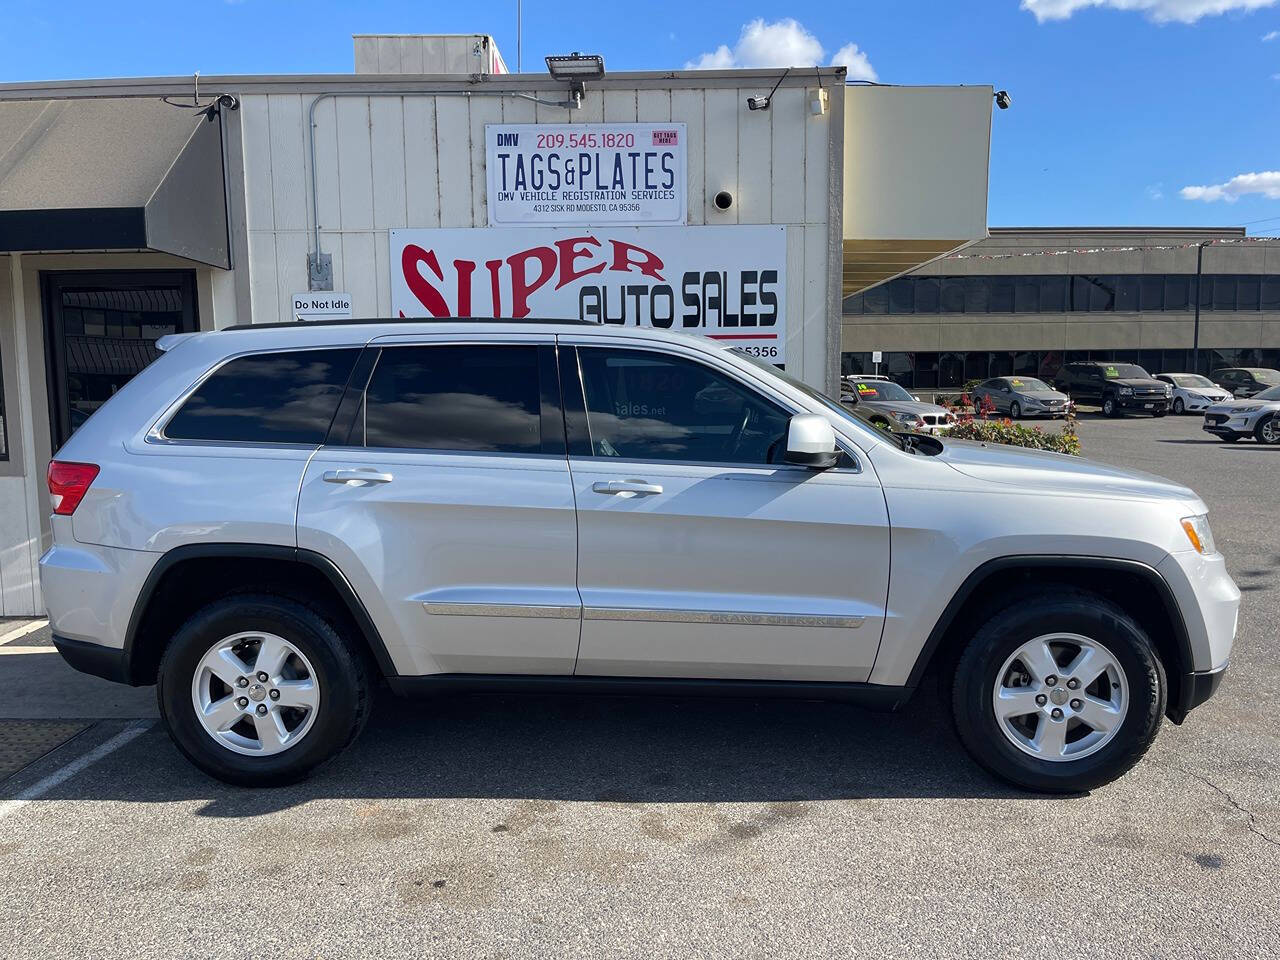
xmin=1168 ymin=663 xmax=1228 ymax=724
xmin=1116 ymin=395 xmax=1169 ymax=412
xmin=1203 ymin=412 xmax=1258 ymax=437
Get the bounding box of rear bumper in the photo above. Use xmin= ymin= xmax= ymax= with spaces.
xmin=1168 ymin=663 xmax=1228 ymax=724
xmin=52 ymin=634 xmax=133 ymax=685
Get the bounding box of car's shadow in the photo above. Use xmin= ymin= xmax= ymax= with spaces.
xmin=10 ymin=687 xmax=1041 ymax=814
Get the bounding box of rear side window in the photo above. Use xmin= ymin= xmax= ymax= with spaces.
xmin=360 ymin=344 xmax=543 ymax=453
xmin=165 ymin=349 xmax=358 ymax=444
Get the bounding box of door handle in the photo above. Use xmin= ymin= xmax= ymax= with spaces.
xmin=323 ymin=468 xmax=394 ymax=485
xmin=592 ymin=479 xmax=663 ymax=496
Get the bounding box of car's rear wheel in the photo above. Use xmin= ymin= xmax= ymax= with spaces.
xmin=1172 ymin=397 xmax=1185 ymax=415
xmin=1255 ymin=415 xmax=1280 ymax=445
xmin=951 ymin=590 xmax=1164 ymax=793
xmin=158 ymin=594 xmax=372 ymax=786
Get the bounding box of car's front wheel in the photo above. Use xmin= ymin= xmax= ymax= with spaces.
xmin=1102 ymin=395 xmax=1121 ymax=418
xmin=1009 ymin=400 xmax=1021 ymax=419
xmin=1256 ymin=415 xmax=1280 ymax=445
xmin=951 ymin=590 xmax=1164 ymax=793
xmin=157 ymin=594 xmax=372 ymax=786
xmin=1172 ymin=397 xmax=1185 ymax=415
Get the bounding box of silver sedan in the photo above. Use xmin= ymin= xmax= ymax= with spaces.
xmin=970 ymin=376 xmax=1070 ymax=419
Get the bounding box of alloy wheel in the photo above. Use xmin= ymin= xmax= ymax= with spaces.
xmin=1261 ymin=417 xmax=1280 ymax=445
xmin=190 ymin=631 xmax=321 ymax=756
xmin=991 ymin=633 xmax=1128 ymax=763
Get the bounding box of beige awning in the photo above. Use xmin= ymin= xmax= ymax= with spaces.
xmin=0 ymin=97 xmax=230 ymax=267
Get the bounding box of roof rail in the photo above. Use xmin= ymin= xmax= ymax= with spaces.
xmin=222 ymin=317 xmax=601 ymax=331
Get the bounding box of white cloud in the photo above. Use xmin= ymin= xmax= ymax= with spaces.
xmin=1146 ymin=183 xmax=1165 ymax=200
xmin=1022 ymin=0 xmax=1277 ymax=24
xmin=685 ymin=18 xmax=877 ymax=79
xmin=1180 ymin=171 xmax=1280 ymax=202
xmin=830 ymin=42 xmax=879 ymax=81
xmin=1264 ymin=28 xmax=1280 ymax=38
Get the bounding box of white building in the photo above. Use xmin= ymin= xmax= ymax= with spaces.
xmin=0 ymin=34 xmax=993 ymax=616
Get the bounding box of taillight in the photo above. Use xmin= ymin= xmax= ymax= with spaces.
xmin=47 ymin=460 xmax=99 ymax=516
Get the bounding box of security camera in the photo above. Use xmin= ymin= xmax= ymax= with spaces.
xmin=713 ymin=191 xmax=733 ymax=210
xmin=746 ymin=95 xmax=770 ymax=111
xmin=994 ymin=90 xmax=1011 ymax=110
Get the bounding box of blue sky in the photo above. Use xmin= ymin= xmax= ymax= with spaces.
xmin=2 ymin=0 xmax=1278 ymax=232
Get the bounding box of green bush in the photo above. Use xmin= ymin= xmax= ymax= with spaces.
xmin=947 ymin=417 xmax=1082 ymax=456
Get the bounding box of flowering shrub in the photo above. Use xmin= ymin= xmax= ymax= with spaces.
xmin=945 ymin=391 xmax=1082 ymax=456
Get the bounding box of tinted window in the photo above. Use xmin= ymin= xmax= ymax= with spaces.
xmin=887 ymin=278 xmax=915 ymax=314
xmin=1139 ymin=276 xmax=1164 ymax=310
xmin=1115 ymin=276 xmax=1140 ymax=311
xmin=914 ymin=277 xmax=940 ymax=313
xmin=940 ymin=278 xmax=966 ymax=313
xmin=166 ymin=349 xmax=357 ymax=444
xmin=1165 ymin=276 xmax=1190 ymax=311
xmin=577 ymin=348 xmax=789 ymax=465
xmin=361 ymin=345 xmax=542 ymax=453
xmin=1039 ymin=276 xmax=1068 ymax=312
xmin=1013 ymin=278 xmax=1039 ymax=313
xmin=988 ymin=278 xmax=1014 ymax=313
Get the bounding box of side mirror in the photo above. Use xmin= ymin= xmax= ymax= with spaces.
xmin=784 ymin=414 xmax=839 ymax=469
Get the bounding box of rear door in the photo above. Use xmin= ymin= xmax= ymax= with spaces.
xmin=561 ymin=337 xmax=890 ymax=682
xmin=296 ymin=334 xmax=581 ymax=676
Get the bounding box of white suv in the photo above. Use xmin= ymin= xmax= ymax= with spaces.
xmin=41 ymin=320 xmax=1238 ymax=792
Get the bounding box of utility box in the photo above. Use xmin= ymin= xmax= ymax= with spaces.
xmin=353 ymin=34 xmax=508 ymax=75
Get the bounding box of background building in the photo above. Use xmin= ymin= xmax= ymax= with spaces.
xmin=841 ymin=226 xmax=1280 ymax=389
xmin=0 ymin=33 xmax=993 ymax=616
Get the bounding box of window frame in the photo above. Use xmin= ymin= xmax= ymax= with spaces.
xmin=322 ymin=335 xmax=566 ymax=460
xmin=560 ymin=339 xmax=862 ymax=472
xmin=148 ymin=343 xmax=364 ymax=450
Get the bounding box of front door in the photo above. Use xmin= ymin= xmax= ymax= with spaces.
xmin=562 ymin=340 xmax=891 ymax=682
xmin=42 ymin=271 xmax=198 ymax=450
xmin=296 ymin=336 xmax=581 ymax=677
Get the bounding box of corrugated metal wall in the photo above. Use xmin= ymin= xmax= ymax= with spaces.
xmin=237 ymin=83 xmax=836 ymax=385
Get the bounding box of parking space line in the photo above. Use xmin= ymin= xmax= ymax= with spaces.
xmin=0 ymin=620 xmax=48 ymax=645
xmin=0 ymin=646 xmax=58 ymax=656
xmin=0 ymin=719 xmax=152 ymax=822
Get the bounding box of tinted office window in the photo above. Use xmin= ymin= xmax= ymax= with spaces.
xmin=988 ymin=278 xmax=1015 ymax=313
xmin=1263 ymin=278 xmax=1280 ymax=311
xmin=166 ymin=349 xmax=357 ymax=444
xmin=576 ymin=348 xmax=790 ymax=465
xmin=862 ymin=283 xmax=888 ymax=315
xmin=1013 ymin=279 xmax=1039 ymax=313
xmin=887 ymin=278 xmax=915 ymax=314
xmin=1197 ymin=276 xmax=1214 ymax=309
xmin=914 ymin=277 xmax=940 ymax=313
xmin=362 ymin=345 xmax=542 ymax=453
xmin=1237 ymin=277 xmax=1260 ymax=311
xmin=1115 ymin=276 xmax=1140 ymax=312
xmin=1212 ymin=276 xmax=1236 ymax=311
xmin=964 ymin=278 xmax=990 ymax=313
xmin=1140 ymin=276 xmax=1164 ymax=311
xmin=940 ymin=278 xmax=966 ymax=313
xmin=1090 ymin=276 xmax=1116 ymax=311
xmin=841 ymin=293 xmax=864 ymax=315
xmin=1165 ymin=276 xmax=1190 ymax=311
xmin=1039 ymin=276 xmax=1068 ymax=312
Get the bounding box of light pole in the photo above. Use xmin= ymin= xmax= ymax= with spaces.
xmin=1193 ymin=239 xmax=1212 ymax=374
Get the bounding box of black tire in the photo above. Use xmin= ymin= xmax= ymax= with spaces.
xmin=157 ymin=594 xmax=372 ymax=786
xmin=1102 ymin=395 xmax=1121 ymax=418
xmin=1009 ymin=400 xmax=1021 ymax=419
xmin=1255 ymin=414 xmax=1280 ymax=446
xmin=951 ymin=589 xmax=1165 ymax=793
xmin=1172 ymin=397 xmax=1185 ymax=415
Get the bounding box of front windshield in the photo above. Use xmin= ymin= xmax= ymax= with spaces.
xmin=847 ymin=379 xmax=914 ymax=402
xmin=1168 ymin=374 xmax=1215 ymax=388
xmin=730 ymin=350 xmax=888 ymax=444
xmin=1256 ymin=385 xmax=1280 ymax=401
xmin=1005 ymin=377 xmax=1052 ymax=392
xmin=1247 ymin=368 xmax=1280 ymax=385
xmin=1101 ymin=363 xmax=1151 ymax=380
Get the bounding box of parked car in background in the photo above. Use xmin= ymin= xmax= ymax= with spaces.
xmin=40 ymin=319 xmax=1237 ymax=794
xmin=840 ymin=377 xmax=955 ymax=434
xmin=970 ymin=376 xmax=1070 ymax=419
xmin=1154 ymin=374 xmax=1232 ymax=415
xmin=1210 ymin=367 xmax=1280 ymax=399
xmin=1053 ymin=361 xmax=1171 ymax=418
xmin=1202 ymin=384 xmax=1280 ymax=444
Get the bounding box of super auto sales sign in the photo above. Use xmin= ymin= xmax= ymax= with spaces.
xmin=390 ymin=227 xmax=789 ymax=363
xmin=486 ymin=123 xmax=686 ymax=226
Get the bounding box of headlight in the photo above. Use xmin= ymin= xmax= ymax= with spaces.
xmin=1119 ymin=386 xmax=1134 ymax=395
xmin=1180 ymin=515 xmax=1216 ymax=555
xmin=1164 ymin=384 xmax=1173 ymax=396
xmin=1237 ymin=405 xmax=1262 ymax=413
xmin=1023 ymin=397 xmax=1044 ymax=407
xmin=890 ymin=410 xmax=922 ymax=424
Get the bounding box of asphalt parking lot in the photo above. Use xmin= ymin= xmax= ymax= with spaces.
xmin=1 ymin=411 xmax=1276 ymax=959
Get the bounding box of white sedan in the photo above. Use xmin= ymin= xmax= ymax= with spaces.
xmin=1155 ymin=373 xmax=1232 ymax=415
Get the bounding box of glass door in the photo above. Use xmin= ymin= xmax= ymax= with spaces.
xmin=43 ymin=271 xmax=198 ymax=449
